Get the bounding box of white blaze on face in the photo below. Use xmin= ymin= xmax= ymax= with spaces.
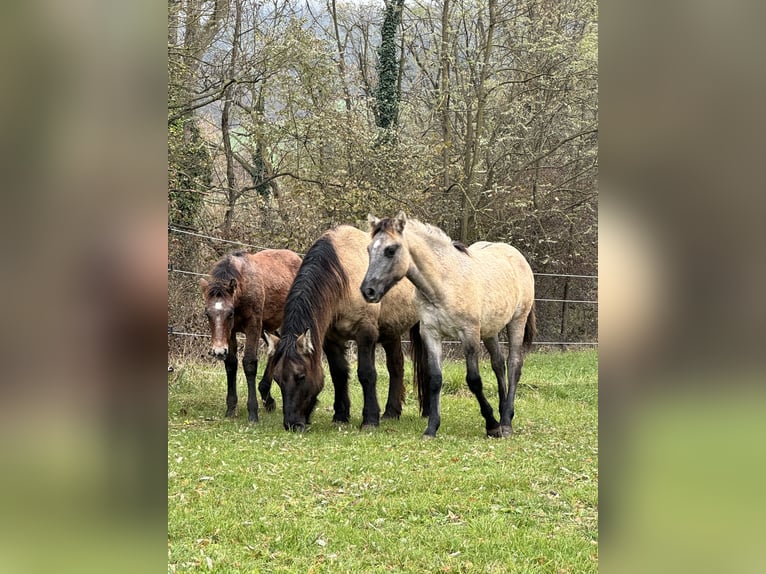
xmin=214 ymin=301 xmax=224 ymax=311
xmin=373 ymin=237 xmax=383 ymax=252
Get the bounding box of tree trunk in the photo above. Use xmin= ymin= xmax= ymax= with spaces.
xmin=438 ymin=0 xmax=451 ymax=192
xmin=221 ymin=0 xmax=242 ymax=237
xmin=329 ymin=0 xmax=352 ymax=114
xmin=459 ymin=0 xmax=495 ymax=243
xmin=375 ymin=0 xmax=405 ymax=133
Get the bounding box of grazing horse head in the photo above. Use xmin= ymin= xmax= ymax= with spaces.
xmin=200 ymin=257 xmax=241 ymax=359
xmin=265 ymin=330 xmax=323 ymax=431
xmin=361 ymin=212 xmax=411 ymax=303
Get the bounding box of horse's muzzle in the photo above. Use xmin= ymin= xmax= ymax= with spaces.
xmin=210 ymin=347 xmax=228 ymax=359
xmin=361 ymin=285 xmax=381 ymax=303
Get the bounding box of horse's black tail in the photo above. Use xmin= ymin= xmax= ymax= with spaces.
xmin=523 ymin=303 xmax=537 ymax=353
xmin=410 ymin=322 xmax=430 ymax=417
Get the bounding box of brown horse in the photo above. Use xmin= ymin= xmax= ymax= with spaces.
xmin=361 ymin=213 xmax=536 ymax=438
xmin=264 ymin=225 xmax=420 ymax=431
xmin=200 ymin=249 xmax=301 ymax=422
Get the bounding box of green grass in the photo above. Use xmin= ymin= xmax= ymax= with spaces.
xmin=168 ymin=350 xmax=598 ymax=573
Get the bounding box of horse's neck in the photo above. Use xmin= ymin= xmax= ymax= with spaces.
xmin=404 ymin=226 xmax=453 ymax=304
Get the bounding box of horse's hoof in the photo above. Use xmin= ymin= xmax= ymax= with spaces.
xmin=224 ymin=408 xmax=237 ymax=418
xmin=486 ymin=426 xmax=503 ymax=438
xmin=248 ymin=415 xmax=259 ymax=424
xmin=382 ymin=411 xmax=401 ymax=420
xmin=263 ymin=398 xmax=276 ymax=412
xmin=421 ymin=432 xmax=436 ymax=440
xmin=500 ymin=425 xmax=513 ymax=438
xmin=360 ymin=423 xmax=378 ymax=432
xmin=332 ymin=417 xmax=350 ymax=425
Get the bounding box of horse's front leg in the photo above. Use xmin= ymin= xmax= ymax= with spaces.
xmin=421 ymin=330 xmax=444 ymax=438
xmin=242 ymin=328 xmax=261 ymax=423
xmin=323 ymin=338 xmax=351 ymax=424
xmin=356 ymin=332 xmax=381 ymax=429
xmin=224 ymin=333 xmax=239 ymax=418
xmin=381 ymin=337 xmax=404 ymax=419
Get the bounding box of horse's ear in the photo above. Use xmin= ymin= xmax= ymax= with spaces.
xmin=295 ymin=329 xmax=314 ymax=356
xmin=199 ymin=277 xmax=209 ymax=294
xmin=263 ymin=332 xmax=280 ymax=357
xmin=394 ymin=211 xmax=408 ymax=232
xmin=367 ymin=213 xmax=380 ymax=230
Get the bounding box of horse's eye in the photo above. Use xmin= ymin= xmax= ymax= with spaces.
xmin=204 ymin=310 xmax=210 ymax=318
xmin=227 ymin=311 xmax=234 ymax=319
xmin=384 ymin=245 xmax=399 ymax=258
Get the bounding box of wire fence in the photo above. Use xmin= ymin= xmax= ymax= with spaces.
xmin=168 ymin=226 xmax=597 ymax=354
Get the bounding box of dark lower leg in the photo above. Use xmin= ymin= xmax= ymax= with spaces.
xmin=224 ymin=352 xmax=238 ymax=417
xmin=424 ymin=372 xmax=443 ymax=437
xmin=484 ymin=337 xmax=508 ymax=413
xmin=465 ymin=352 xmax=500 ymax=436
xmin=500 ymin=353 xmax=523 ymax=435
xmin=258 ymin=354 xmax=275 ymax=411
xmin=357 ymin=341 xmax=381 ymax=428
xmin=382 ymin=338 xmax=404 ymax=419
xmin=324 ymin=340 xmax=350 ymax=423
xmin=258 ymin=375 xmax=275 ymax=411
xmin=243 ymin=350 xmax=259 ymax=423
xmin=422 ymin=335 xmax=444 ymax=437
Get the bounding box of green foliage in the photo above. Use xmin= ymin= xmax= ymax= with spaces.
xmin=167 ymin=55 xmax=212 ymax=228
xmin=168 ymin=350 xmax=598 ymax=572
xmin=168 ymin=119 xmax=212 ymax=227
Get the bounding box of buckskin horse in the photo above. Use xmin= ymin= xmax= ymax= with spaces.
xmin=265 ymin=225 xmax=421 ymax=431
xmin=361 ymin=213 xmax=536 ymax=438
xmin=200 ymin=249 xmax=301 ymax=422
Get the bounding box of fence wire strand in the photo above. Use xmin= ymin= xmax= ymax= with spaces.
xmin=169 ymin=226 xmax=304 ymax=255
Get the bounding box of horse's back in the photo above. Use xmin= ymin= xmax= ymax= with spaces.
xmin=467 ymin=241 xmax=534 ymax=333
xmin=243 ymin=249 xmax=302 ymax=330
xmin=244 ymin=249 xmax=301 ymax=293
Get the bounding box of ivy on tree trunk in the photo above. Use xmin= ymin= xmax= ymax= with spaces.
xmin=375 ymin=0 xmax=405 ymax=135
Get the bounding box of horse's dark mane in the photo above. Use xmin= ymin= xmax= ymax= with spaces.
xmin=273 ymin=236 xmax=348 ymax=366
xmin=206 ymin=254 xmax=244 ymax=298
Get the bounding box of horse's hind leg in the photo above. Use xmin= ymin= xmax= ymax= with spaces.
xmin=381 ymin=337 xmax=404 ymax=419
xmin=464 ymin=338 xmax=501 ymax=437
xmin=224 ymin=334 xmax=239 ymax=418
xmin=500 ymin=321 xmax=526 ymax=437
xmin=483 ymin=336 xmax=508 ymax=414
xmin=323 ymin=338 xmax=351 ymax=424
xmin=242 ymin=332 xmax=261 ymax=423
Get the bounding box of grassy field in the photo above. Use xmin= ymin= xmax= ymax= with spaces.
xmin=168 ymin=350 xmax=598 ymax=573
